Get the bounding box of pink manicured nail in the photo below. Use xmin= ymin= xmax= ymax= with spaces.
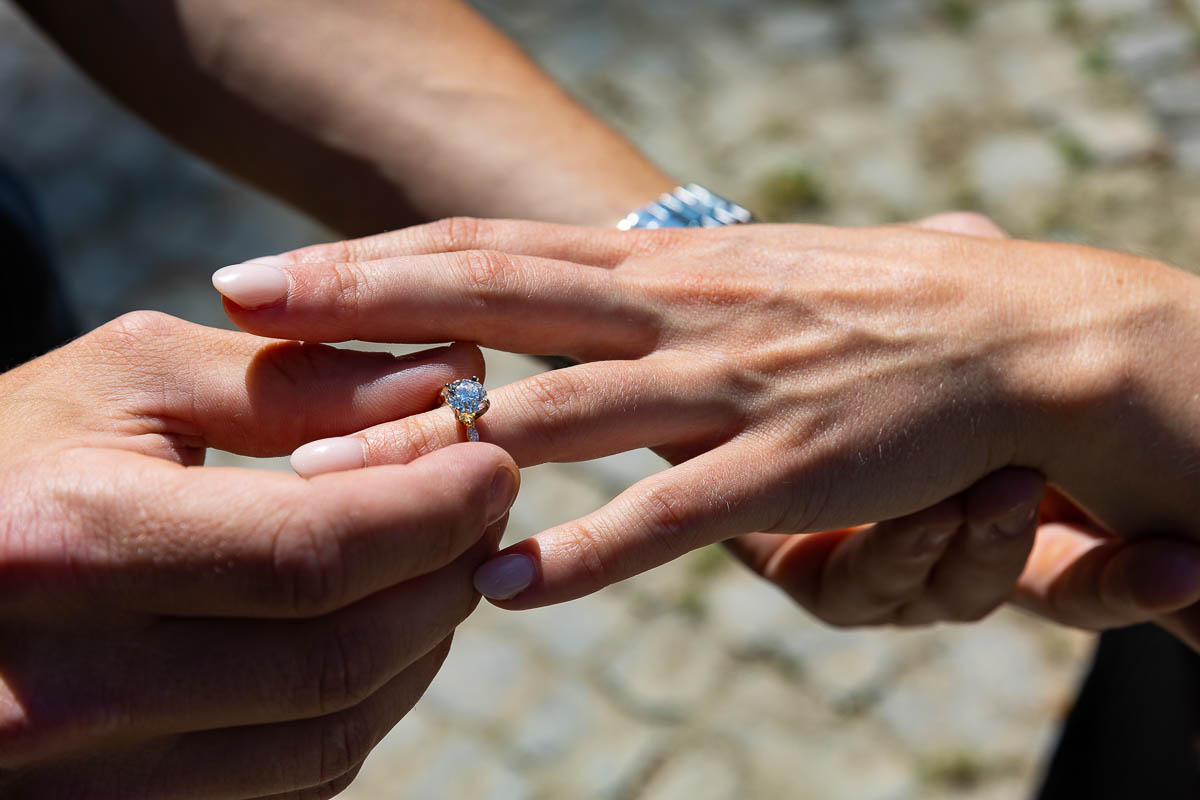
xmin=474 ymin=554 xmax=536 ymax=600
xmin=211 ymin=263 xmax=290 ymax=309
xmin=290 ymin=437 xmax=366 ymax=477
xmin=245 ymin=255 xmax=292 ymax=266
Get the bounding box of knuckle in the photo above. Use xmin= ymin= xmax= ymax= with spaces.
xmin=456 ymin=249 xmax=518 ymax=301
xmin=270 ymin=509 xmax=349 ymax=617
xmin=371 ymin=414 xmax=451 ymax=463
xmin=638 ymin=482 xmax=695 ymax=557
xmin=928 ymin=211 xmax=1005 ymax=238
xmin=328 ymin=261 xmax=371 ymax=315
xmin=947 ymin=210 xmax=998 ymax=227
xmin=627 ymin=227 xmax=690 ymax=256
xmin=297 ymin=239 xmax=352 ymax=265
xmin=427 ymin=216 xmax=483 ymax=252
xmin=745 ymin=431 xmax=837 ymax=537
xmin=312 ymin=622 xmax=379 ymax=715
xmin=513 ymin=371 xmax=593 ymax=448
xmin=520 ymin=371 xmax=587 ymax=415
xmin=91 ymin=310 xmax=186 ymax=360
xmin=100 ymin=310 xmax=184 ymax=342
xmin=554 ymin=520 xmax=612 ymax=586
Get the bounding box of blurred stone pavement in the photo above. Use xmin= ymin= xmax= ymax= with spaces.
xmin=5 ymin=0 xmax=1200 ymax=797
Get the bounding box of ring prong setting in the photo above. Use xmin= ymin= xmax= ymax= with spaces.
xmin=442 ymin=377 xmax=489 ymax=442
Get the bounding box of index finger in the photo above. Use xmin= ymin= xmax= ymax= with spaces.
xmin=475 ymin=437 xmax=782 ymax=608
xmin=264 ymin=217 xmax=651 ymax=269
xmin=0 ymin=444 xmax=518 ymax=619
xmin=218 ymin=249 xmax=656 ymax=361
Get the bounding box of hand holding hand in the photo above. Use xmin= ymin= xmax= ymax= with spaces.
xmin=730 ymin=467 xmax=1200 ymax=651
xmin=213 ymin=213 xmax=1200 ymax=614
xmin=0 ymin=312 xmax=518 ymax=798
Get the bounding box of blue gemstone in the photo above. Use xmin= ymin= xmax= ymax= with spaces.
xmin=447 ymin=379 xmax=486 ymax=413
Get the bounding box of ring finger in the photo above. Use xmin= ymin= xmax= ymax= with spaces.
xmin=290 ymin=354 xmax=735 ymax=475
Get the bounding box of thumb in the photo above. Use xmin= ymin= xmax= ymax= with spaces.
xmin=1015 ymin=523 xmax=1200 ymax=630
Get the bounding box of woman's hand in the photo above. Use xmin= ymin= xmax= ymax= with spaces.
xmin=0 ymin=311 xmax=519 ymax=798
xmin=212 ymin=215 xmax=1200 ymax=611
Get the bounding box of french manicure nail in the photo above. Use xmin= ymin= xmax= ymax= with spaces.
xmin=474 ymin=553 xmax=536 ymax=600
xmin=487 ymin=468 xmax=518 ymax=522
xmin=290 ymin=437 xmax=365 ymax=477
xmin=211 ymin=263 xmax=290 ymax=309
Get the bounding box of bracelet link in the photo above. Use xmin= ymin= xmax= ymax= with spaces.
xmin=617 ymin=183 xmax=753 ymax=230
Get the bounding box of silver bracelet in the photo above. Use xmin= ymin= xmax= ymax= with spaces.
xmin=541 ymin=183 xmax=753 ymax=371
xmin=616 ymin=183 xmax=753 ymax=230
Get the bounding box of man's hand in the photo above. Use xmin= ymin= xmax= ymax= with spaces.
xmin=0 ymin=312 xmax=518 ymax=798
xmin=728 ymin=468 xmax=1200 ymax=652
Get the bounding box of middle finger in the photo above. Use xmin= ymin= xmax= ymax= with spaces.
xmin=290 ymin=354 xmax=735 ymax=475
xmin=217 ymin=251 xmax=655 ymax=362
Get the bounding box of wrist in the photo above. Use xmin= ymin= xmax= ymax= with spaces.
xmin=1000 ymin=245 xmax=1154 ymax=465
xmin=1003 ymin=245 xmax=1200 ymax=536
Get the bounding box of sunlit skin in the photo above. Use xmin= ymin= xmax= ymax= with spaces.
xmin=218 ymin=213 xmax=1200 ymax=650
xmin=0 ymin=315 xmax=518 ymax=797
xmin=25 ymin=0 xmax=1193 ymax=650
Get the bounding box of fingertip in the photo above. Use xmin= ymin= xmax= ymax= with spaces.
xmin=290 ymin=436 xmax=366 ymax=477
xmin=410 ymin=441 xmax=520 ymax=516
xmin=487 ymin=463 xmax=519 ymax=523
xmin=1110 ymin=540 xmax=1200 ymax=613
xmin=475 ymin=552 xmax=538 ymax=602
xmin=446 ymin=341 xmax=487 ymax=383
xmin=211 ymin=263 xmax=291 ymax=309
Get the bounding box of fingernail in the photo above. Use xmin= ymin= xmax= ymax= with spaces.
xmin=245 ymin=255 xmax=292 ymax=266
xmin=994 ymin=503 xmax=1039 ymax=539
xmin=487 ymin=467 xmax=518 ymax=523
xmin=913 ymin=527 xmax=956 ymax=555
xmin=212 ymin=263 xmax=290 ymax=309
xmin=290 ymin=437 xmax=365 ymax=477
xmin=474 ymin=553 xmax=535 ymax=600
xmin=1125 ymin=546 xmax=1200 ymax=610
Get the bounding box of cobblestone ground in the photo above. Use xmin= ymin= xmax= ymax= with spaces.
xmin=4 ymin=0 xmax=1200 ymax=797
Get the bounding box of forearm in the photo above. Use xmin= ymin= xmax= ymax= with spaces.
xmin=15 ymin=0 xmax=671 ymax=234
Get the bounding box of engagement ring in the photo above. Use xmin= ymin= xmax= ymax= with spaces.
xmin=441 ymin=377 xmax=489 ymax=442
